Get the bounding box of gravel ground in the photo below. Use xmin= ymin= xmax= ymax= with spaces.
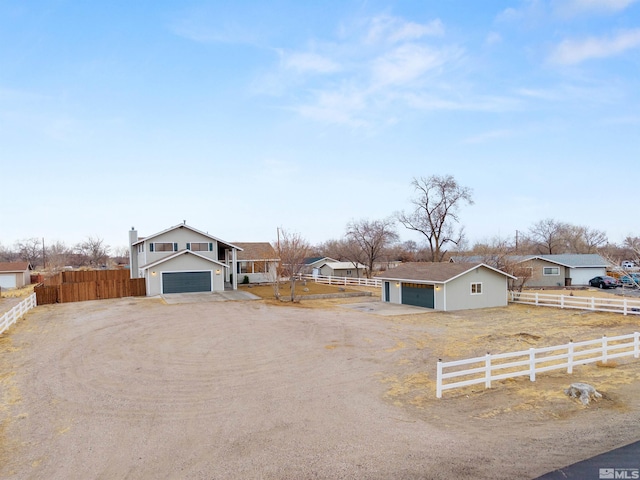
xmin=1 ymin=296 xmax=640 ymax=479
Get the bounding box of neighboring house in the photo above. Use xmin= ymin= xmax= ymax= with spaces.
xmin=318 ymin=261 xmax=367 ymax=278
xmin=377 ymin=262 xmax=516 ymax=311
xmin=0 ymin=262 xmax=33 ymax=290
xmin=302 ymin=257 xmax=338 ymax=276
xmin=234 ymin=242 xmax=279 ymax=284
xmin=451 ymin=254 xmax=610 ymax=287
xmin=516 ymin=254 xmax=609 ymax=287
xmin=129 ymin=223 xmax=242 ymax=296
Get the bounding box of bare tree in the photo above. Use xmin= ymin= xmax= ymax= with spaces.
xmin=397 ymin=175 xmax=474 ymax=262
xmin=345 ymin=217 xmax=399 ymax=278
xmin=527 ymin=219 xmax=570 ymax=254
xmin=45 ymin=241 xmax=73 ymax=273
xmin=75 ymin=236 xmax=110 ymax=267
xmin=276 ymin=229 xmax=310 ymax=301
xmin=14 ymin=238 xmax=42 ymax=267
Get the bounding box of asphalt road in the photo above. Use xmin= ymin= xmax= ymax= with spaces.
xmin=535 ymin=440 xmax=640 ymax=479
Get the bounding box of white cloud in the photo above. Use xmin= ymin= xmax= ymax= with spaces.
xmin=365 ymin=15 xmax=444 ymax=44
xmin=281 ymin=52 xmax=340 ymax=74
xmin=555 ymin=0 xmax=638 ymax=15
xmin=371 ymin=44 xmax=448 ymax=87
xmin=549 ymin=28 xmax=640 ymax=64
xmin=485 ymin=32 xmax=502 ymax=46
xmin=291 ymin=88 xmax=368 ymax=127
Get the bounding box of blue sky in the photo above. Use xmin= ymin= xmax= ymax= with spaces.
xmin=1 ymin=0 xmax=639 ymax=252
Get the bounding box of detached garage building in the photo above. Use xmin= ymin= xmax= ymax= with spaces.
xmin=129 ymin=223 xmax=242 ymax=296
xmin=378 ymin=262 xmax=515 ymax=312
xmin=0 ymin=262 xmax=33 ymax=290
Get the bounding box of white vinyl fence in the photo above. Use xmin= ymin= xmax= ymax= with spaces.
xmin=297 ymin=274 xmax=381 ymax=288
xmin=0 ymin=293 xmax=37 ymax=336
xmin=510 ymin=291 xmax=640 ymax=316
xmin=436 ymin=332 xmax=640 ymax=398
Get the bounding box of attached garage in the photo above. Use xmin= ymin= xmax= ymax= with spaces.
xmin=142 ymin=251 xmax=227 ymax=296
xmin=401 ymin=283 xmax=434 ymax=308
xmin=162 ymin=271 xmax=212 ymax=294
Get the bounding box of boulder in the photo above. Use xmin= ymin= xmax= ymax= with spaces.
xmin=564 ymin=383 xmax=602 ymax=405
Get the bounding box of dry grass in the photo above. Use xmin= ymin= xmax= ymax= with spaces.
xmin=0 ymin=285 xmax=34 ymax=299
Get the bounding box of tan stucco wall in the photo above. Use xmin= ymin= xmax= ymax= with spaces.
xmin=524 ymin=259 xmax=568 ymax=288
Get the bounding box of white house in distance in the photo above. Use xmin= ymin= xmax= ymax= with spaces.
xmin=377 ymin=262 xmax=516 ymax=311
xmin=318 ymin=261 xmax=367 ymax=278
xmin=129 ymin=223 xmax=242 ymax=296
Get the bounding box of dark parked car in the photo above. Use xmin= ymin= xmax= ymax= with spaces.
xmin=588 ymin=276 xmax=619 ymax=289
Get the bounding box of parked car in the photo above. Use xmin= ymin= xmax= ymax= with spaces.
xmin=621 ymin=261 xmax=636 ymax=269
xmin=620 ymin=273 xmax=640 ymax=286
xmin=588 ymin=276 xmax=619 ymax=289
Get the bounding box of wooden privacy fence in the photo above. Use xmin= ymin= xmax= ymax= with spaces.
xmin=34 ymin=270 xmax=145 ymax=305
xmin=297 ymin=274 xmax=381 ymax=288
xmin=0 ymin=293 xmax=37 ymax=335
xmin=509 ymin=291 xmax=640 ymax=316
xmin=436 ymin=332 xmax=640 ymax=398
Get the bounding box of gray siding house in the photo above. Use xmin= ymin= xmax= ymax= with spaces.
xmin=129 ymin=223 xmax=242 ymax=296
xmin=378 ymin=262 xmax=515 ymax=312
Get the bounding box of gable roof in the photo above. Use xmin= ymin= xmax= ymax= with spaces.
xmin=140 ymin=250 xmax=228 ymax=270
xmin=452 ymin=254 xmax=610 ymax=269
xmin=536 ymin=253 xmax=609 ymax=268
xmin=0 ymin=262 xmax=32 ymax=272
xmin=132 ymin=223 xmax=242 ymax=251
xmin=303 ymin=256 xmax=338 ymax=266
xmin=320 ymin=261 xmax=366 ymax=270
xmin=377 ymin=262 xmax=516 ymax=283
xmin=234 ymin=242 xmax=279 ymax=261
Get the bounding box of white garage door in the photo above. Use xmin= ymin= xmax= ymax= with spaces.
xmin=0 ymin=274 xmax=17 ymax=289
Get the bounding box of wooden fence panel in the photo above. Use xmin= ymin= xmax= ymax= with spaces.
xmin=35 ymin=271 xmax=145 ymax=304
xmin=34 ymin=284 xmax=59 ymax=305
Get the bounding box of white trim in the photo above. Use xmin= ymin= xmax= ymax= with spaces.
xmin=161 ymin=269 xmax=214 ymax=294
xmin=132 ymin=223 xmax=243 ymax=251
xmin=141 ymin=250 xmax=228 ymax=271
xmin=471 ymin=282 xmax=483 ymax=295
xmin=543 ymin=266 xmax=560 ymax=276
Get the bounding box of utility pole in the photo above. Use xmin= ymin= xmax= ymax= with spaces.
xmin=42 ymin=237 xmax=46 ymax=270
xmin=515 ymin=230 xmax=519 ymax=253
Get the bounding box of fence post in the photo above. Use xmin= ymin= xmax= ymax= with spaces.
xmin=602 ymin=335 xmax=608 ymax=364
xmin=529 ymin=348 xmax=536 ymax=381
xmin=624 ymin=298 xmax=628 ymax=316
xmin=436 ymin=360 xmax=443 ymax=398
xmin=635 ymin=332 xmax=639 ymax=359
xmin=591 ymin=297 xmax=595 ymax=310
xmin=485 ymin=353 xmax=492 ymax=389
xmin=567 ymin=340 xmax=574 ymax=374
xmin=535 ymin=293 xmax=539 ymax=306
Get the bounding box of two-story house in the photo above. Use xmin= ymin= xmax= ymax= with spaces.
xmin=129 ymin=223 xmax=242 ymax=296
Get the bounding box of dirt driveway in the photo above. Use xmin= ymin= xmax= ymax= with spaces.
xmin=2 ymin=296 xmax=640 ymax=479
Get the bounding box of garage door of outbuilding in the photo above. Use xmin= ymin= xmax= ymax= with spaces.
xmin=162 ymin=271 xmax=212 ymax=294
xmin=0 ymin=274 xmax=17 ymax=289
xmin=402 ymin=283 xmax=434 ymax=308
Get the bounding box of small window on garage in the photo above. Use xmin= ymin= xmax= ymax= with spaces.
xmin=543 ymin=267 xmax=560 ymax=275
xmin=471 ymin=282 xmax=482 ymax=295
xmin=346 ymin=270 xmax=352 ymax=275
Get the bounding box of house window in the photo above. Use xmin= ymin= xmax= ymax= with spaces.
xmin=188 ymin=242 xmax=211 ymax=252
xmin=543 ymin=267 xmax=560 ymax=276
xmin=151 ymin=242 xmax=177 ymax=252
xmin=346 ymin=270 xmax=352 ymax=275
xmin=137 ymin=244 xmax=144 ymax=253
xmin=471 ymin=282 xmax=482 ymax=295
